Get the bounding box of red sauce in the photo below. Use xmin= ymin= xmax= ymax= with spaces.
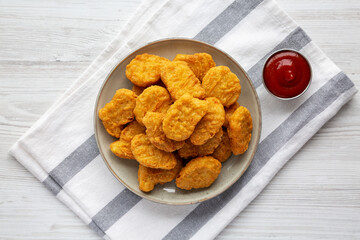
xmin=263 ymin=50 xmax=311 ymax=99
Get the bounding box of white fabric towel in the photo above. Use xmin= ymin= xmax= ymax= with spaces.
xmin=9 ymin=0 xmax=357 ymax=239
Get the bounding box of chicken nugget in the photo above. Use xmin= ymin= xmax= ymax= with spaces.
xmin=223 ymin=102 xmax=240 ymax=128
xmin=138 ymin=158 xmax=183 ymax=192
xmin=126 ymin=53 xmax=170 ymax=87
xmin=190 ymin=97 xmax=225 ymax=145
xmin=143 ymin=112 xmax=185 ymax=152
xmin=163 ymin=93 xmax=208 ymax=141
xmin=101 ymin=122 xmax=123 ymax=140
xmin=212 ymin=129 xmax=232 ymax=162
xmin=99 ymin=89 xmax=137 ymax=138
xmin=131 ymin=80 xmax=167 ymax=96
xmin=173 ymin=53 xmax=216 ymax=80
xmin=110 ymin=121 xmax=146 ymax=159
xmin=228 ymin=106 xmax=253 ymax=155
xmin=131 ymin=133 xmax=177 ymax=170
xmin=202 ymin=66 xmax=241 ymax=107
xmin=133 ymin=86 xmax=172 ymax=125
xmin=132 ymin=85 xmax=146 ymax=96
xmin=176 ymin=156 xmax=221 ymax=190
xmin=161 ymin=61 xmax=205 ymax=100
xmin=178 ymin=128 xmax=223 ymax=159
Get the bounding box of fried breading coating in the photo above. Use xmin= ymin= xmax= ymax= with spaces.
xmin=131 ymin=133 xmax=177 ymax=169
xmin=133 ymin=86 xmax=172 ymax=126
xmin=126 ymin=53 xmax=170 ymax=87
xmin=178 ymin=128 xmax=223 ymax=159
xmin=228 ymin=106 xmax=253 ymax=155
xmin=131 ymin=80 xmax=167 ymax=96
xmin=190 ymin=97 xmax=225 ymax=145
xmin=101 ymin=122 xmax=123 ymax=140
xmin=163 ymin=93 xmax=208 ymax=141
xmin=143 ymin=112 xmax=185 ymax=152
xmin=202 ymin=66 xmax=241 ymax=107
xmin=138 ymin=157 xmax=183 ymax=192
xmin=224 ymin=102 xmax=240 ymax=128
xmin=161 ymin=61 xmax=205 ymax=100
xmin=173 ymin=53 xmax=216 ymax=80
xmin=176 ymin=156 xmax=221 ymax=190
xmin=132 ymin=85 xmax=145 ymax=96
xmin=212 ymin=129 xmax=232 ymax=162
xmin=110 ymin=121 xmax=146 ymax=159
xmin=99 ymin=89 xmax=137 ymax=138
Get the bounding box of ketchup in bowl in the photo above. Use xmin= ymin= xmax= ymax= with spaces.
xmin=263 ymin=50 xmax=311 ymax=99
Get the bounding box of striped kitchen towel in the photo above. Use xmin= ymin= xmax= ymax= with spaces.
xmin=9 ymin=0 xmax=357 ymax=239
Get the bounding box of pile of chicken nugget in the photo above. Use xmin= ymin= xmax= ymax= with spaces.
xmin=99 ymin=53 xmax=253 ymax=192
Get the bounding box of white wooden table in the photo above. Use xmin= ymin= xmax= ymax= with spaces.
xmin=0 ymin=0 xmax=359 ymax=239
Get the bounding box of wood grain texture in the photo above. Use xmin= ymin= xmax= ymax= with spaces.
xmin=0 ymin=0 xmax=359 ymax=239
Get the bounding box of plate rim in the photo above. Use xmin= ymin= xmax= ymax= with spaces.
xmin=94 ymin=37 xmax=262 ymax=205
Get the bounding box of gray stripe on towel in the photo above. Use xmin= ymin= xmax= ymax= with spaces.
xmin=162 ymin=72 xmax=354 ymax=240
xmin=91 ymin=188 xmax=142 ymax=231
xmin=48 ymin=134 xmax=99 ymax=187
xmin=194 ymin=0 xmax=264 ymax=44
xmin=248 ymin=27 xmax=312 ymax=88
xmin=88 ymin=221 xmax=106 ymax=237
xmin=43 ymin=176 xmax=62 ymax=195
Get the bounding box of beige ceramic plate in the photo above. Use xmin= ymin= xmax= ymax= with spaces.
xmin=94 ymin=38 xmax=262 ymax=205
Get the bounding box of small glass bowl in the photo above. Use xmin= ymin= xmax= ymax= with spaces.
xmin=262 ymin=49 xmax=312 ymax=100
